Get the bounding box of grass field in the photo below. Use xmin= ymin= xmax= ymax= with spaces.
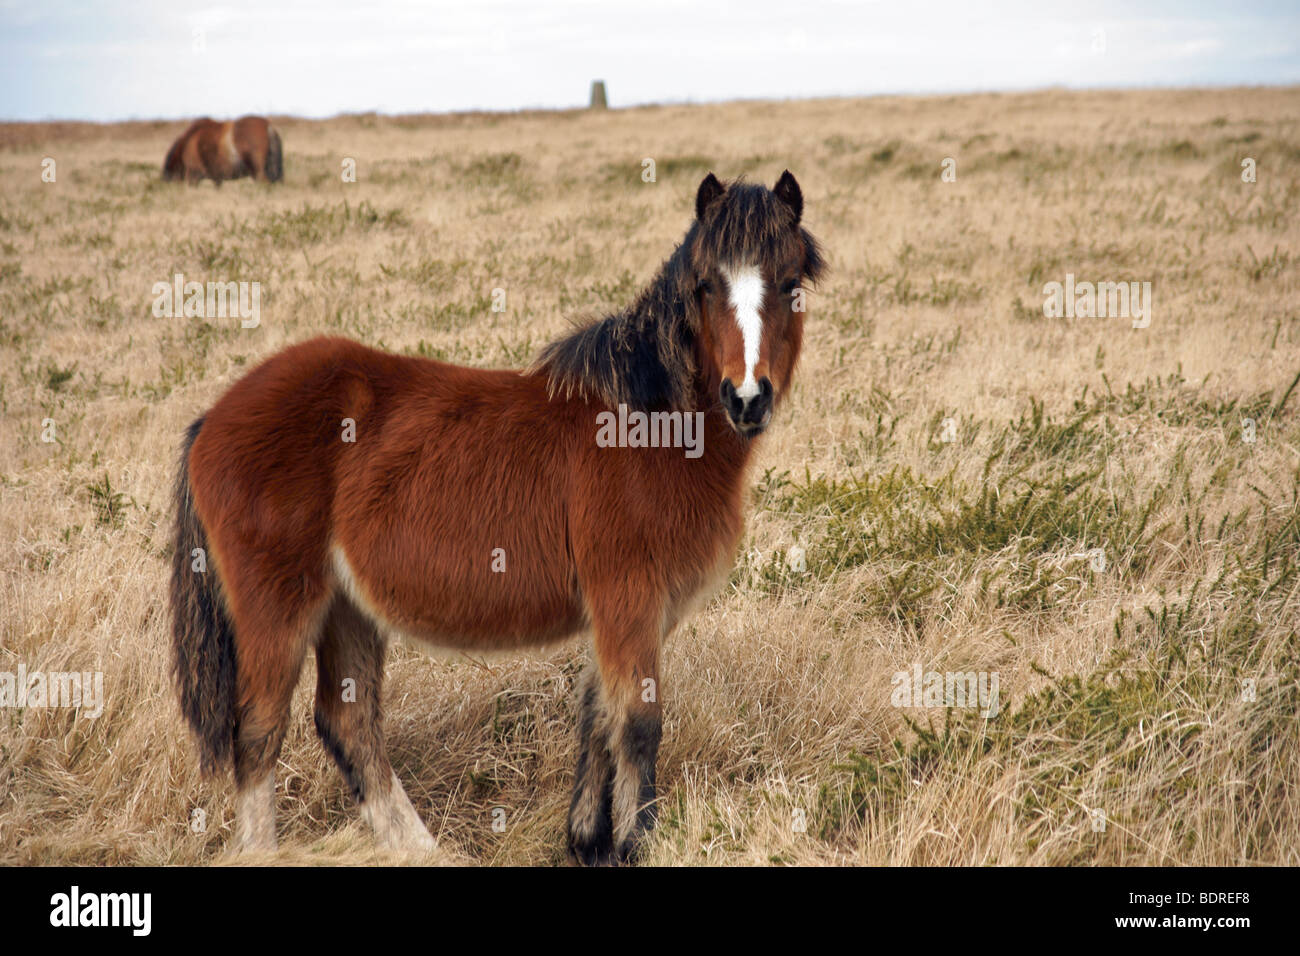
xmin=1 ymin=86 xmax=1298 ymax=865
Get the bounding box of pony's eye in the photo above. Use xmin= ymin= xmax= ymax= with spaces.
xmin=780 ymin=278 xmax=800 ymax=296
xmin=697 ymin=279 xmax=714 ymax=296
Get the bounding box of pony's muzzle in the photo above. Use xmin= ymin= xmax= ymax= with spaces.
xmin=720 ymin=377 xmax=773 ymax=436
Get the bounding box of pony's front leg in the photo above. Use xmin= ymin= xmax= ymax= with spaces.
xmin=609 ymin=673 xmax=662 ymax=864
xmin=572 ymin=601 xmax=662 ymax=864
xmin=567 ymin=660 xmax=615 ymax=863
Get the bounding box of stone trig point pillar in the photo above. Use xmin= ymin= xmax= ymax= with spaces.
xmin=589 ymin=80 xmax=608 ymax=110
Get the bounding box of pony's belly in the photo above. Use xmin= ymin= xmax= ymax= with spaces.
xmin=395 ymin=615 xmax=588 ymax=655
xmin=331 ymin=544 xmax=586 ymax=652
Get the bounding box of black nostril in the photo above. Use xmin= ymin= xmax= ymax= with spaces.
xmin=720 ymin=380 xmax=744 ymax=419
xmin=741 ymin=377 xmax=774 ymax=425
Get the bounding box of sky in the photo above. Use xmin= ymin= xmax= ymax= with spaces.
xmin=1 ymin=0 xmax=1298 ymax=122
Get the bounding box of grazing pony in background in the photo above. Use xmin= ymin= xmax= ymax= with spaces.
xmin=170 ymin=171 xmax=824 ymax=863
xmin=162 ymin=115 xmax=283 ymax=185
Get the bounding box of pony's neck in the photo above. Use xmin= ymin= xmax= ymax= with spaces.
xmin=532 ymin=247 xmax=697 ymax=412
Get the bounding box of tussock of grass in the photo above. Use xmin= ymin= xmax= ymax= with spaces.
xmin=254 ymin=200 xmax=410 ymax=245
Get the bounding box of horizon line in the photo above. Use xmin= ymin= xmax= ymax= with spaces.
xmin=4 ymin=80 xmax=1297 ymax=127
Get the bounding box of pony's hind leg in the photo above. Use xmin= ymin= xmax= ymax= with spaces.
xmin=231 ymin=611 xmax=319 ymax=851
xmin=245 ymin=150 xmax=267 ymax=182
xmin=314 ymin=599 xmax=434 ymax=852
xmin=567 ymin=660 xmax=615 ymax=863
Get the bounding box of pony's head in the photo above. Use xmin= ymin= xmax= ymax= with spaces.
xmin=162 ymin=119 xmax=212 ymax=182
xmin=688 ymin=171 xmax=824 ymax=437
xmin=162 ymin=136 xmax=185 ymax=181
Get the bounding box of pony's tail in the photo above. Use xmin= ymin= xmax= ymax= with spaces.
xmin=264 ymin=126 xmax=283 ymax=183
xmin=170 ymin=416 xmax=238 ymax=775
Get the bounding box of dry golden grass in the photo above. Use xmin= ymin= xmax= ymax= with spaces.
xmin=1 ymin=87 xmax=1297 ymax=866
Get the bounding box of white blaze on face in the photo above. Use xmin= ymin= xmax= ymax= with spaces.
xmin=722 ymin=264 xmax=765 ymax=400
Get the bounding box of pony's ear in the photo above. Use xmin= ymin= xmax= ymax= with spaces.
xmin=774 ymin=170 xmax=802 ymax=223
xmin=695 ymin=172 xmax=724 ymax=220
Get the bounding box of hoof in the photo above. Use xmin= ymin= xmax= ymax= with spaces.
xmin=568 ymin=828 xmax=615 ymax=866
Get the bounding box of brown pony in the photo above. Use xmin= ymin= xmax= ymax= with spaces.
xmin=162 ymin=115 xmax=283 ymax=185
xmin=170 ymin=171 xmax=824 ymax=863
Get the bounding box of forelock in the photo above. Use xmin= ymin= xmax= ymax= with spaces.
xmin=691 ymin=181 xmax=803 ymax=275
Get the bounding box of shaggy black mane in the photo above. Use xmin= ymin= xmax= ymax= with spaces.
xmin=530 ymin=178 xmax=824 ymax=411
